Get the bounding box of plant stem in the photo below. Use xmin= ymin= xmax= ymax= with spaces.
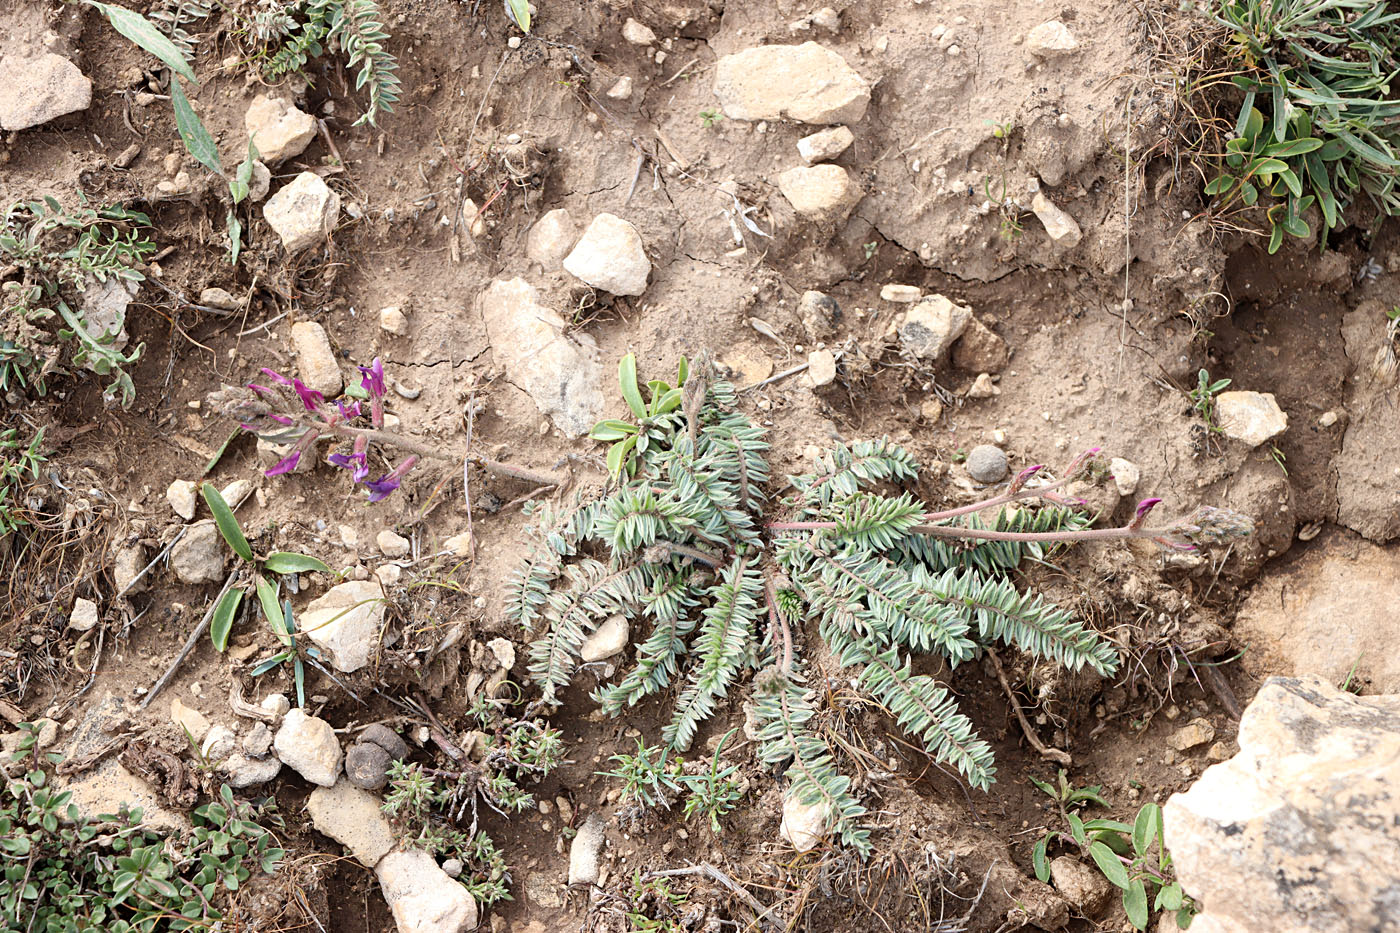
xmin=330 ymin=424 xmax=564 ymax=486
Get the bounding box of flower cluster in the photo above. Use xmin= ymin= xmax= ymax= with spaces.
xmin=228 ymin=358 xmax=417 ymax=502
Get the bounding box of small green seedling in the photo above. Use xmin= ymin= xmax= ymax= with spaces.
xmin=1031 ymin=771 xmax=1196 ymax=930
xmin=589 ymin=352 xmax=688 ymax=477
xmin=600 ymin=740 xmax=683 ymax=809
xmin=699 ymin=108 xmax=723 ymax=128
xmin=202 ymin=482 xmax=335 ymax=706
xmin=678 ymin=728 xmax=743 ymax=834
xmin=0 ymin=428 xmax=46 ymax=537
xmin=1188 ymin=369 xmax=1231 ymax=434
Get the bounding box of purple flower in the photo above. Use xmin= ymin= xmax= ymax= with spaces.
xmin=359 ymin=358 xmax=386 ymax=428
xmin=365 ymin=455 xmax=418 ymax=502
xmin=260 ymin=368 xmax=325 ymax=413
xmin=336 ymin=399 xmax=363 ymax=422
xmin=266 ymin=449 xmax=301 ymax=476
xmin=329 ymin=436 xmax=370 ymax=482
xmin=1129 ymin=497 xmax=1163 ymax=531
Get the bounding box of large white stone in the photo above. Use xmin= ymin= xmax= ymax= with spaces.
xmin=301 ymin=580 xmax=386 ymax=673
xmin=797 ymin=126 xmax=855 ymax=164
xmin=376 ymin=849 xmax=479 ymax=933
xmin=1215 ymin=391 xmax=1287 ymax=447
xmin=898 ymin=295 xmax=972 ymax=361
xmin=166 ymin=480 xmax=198 ymax=521
xmin=780 ymin=790 xmax=830 ymax=852
xmin=1164 ymin=675 xmax=1400 ymax=933
xmin=69 ymin=597 xmax=99 ymax=632
xmin=170 ymin=520 xmax=226 ymax=585
xmin=713 ymin=43 xmax=870 ymax=124
xmin=563 ymin=213 xmax=651 ymax=296
xmin=568 ymin=814 xmax=606 ymax=885
xmin=778 ymin=164 xmax=863 ymax=224
xmin=273 ymin=709 xmax=342 ymax=786
xmin=290 ymin=321 xmax=342 ymax=397
xmin=478 ymin=278 xmax=604 ymax=436
xmin=0 ymin=53 xmax=91 ymax=131
xmin=308 ymin=779 xmax=396 ymax=867
xmin=579 ymin=615 xmax=630 ymax=663
xmin=244 ymin=95 xmax=317 ymax=164
xmin=526 ymin=208 xmax=579 ymax=270
xmin=263 ymin=172 xmax=340 ymax=253
xmin=1026 ymin=21 xmax=1079 ymax=57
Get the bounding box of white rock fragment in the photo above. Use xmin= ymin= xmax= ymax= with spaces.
xmin=274 ymin=709 xmax=343 ymax=786
xmin=261 ymin=694 xmax=291 ymax=720
xmin=487 ymin=638 xmax=516 ymax=671
xmin=0 ymin=53 xmax=92 ymax=131
xmin=199 ymin=287 xmax=242 ymax=311
xmin=808 ymin=349 xmax=837 ymax=387
xmin=1109 ymin=458 xmax=1140 ymax=496
xmin=781 ymin=791 xmax=830 ymax=852
xmin=898 ymin=295 xmax=972 ymax=360
xmin=308 ymin=779 xmax=397 ymax=867
xmin=478 ymin=278 xmax=604 ymax=436
xmin=797 ymin=125 xmax=855 ymax=164
xmin=444 ymin=532 xmax=473 ymax=557
xmin=1031 ymin=193 xmax=1082 ymax=246
xmin=263 ymin=171 xmax=340 ymax=253
xmin=714 ymin=43 xmax=870 ymax=124
xmin=201 ymin=724 xmax=236 ymax=760
xmin=166 ymin=480 xmax=198 ymax=521
xmin=1216 ymin=391 xmax=1288 ymax=447
xmin=300 ymin=580 xmax=387 ymax=673
xmin=170 ymin=521 xmax=226 ymax=584
xmin=377 ymin=849 xmax=479 ymax=933
xmin=967 ymin=373 xmax=1000 ymax=398
xmin=1168 ymin=718 xmax=1216 ymax=752
xmin=606 ymin=76 xmax=634 ymax=100
xmin=377 ymin=530 xmax=410 ymax=558
xmin=220 ymin=479 xmax=254 ymax=509
xmin=379 ymin=306 xmax=408 ymax=335
xmin=579 ymin=615 xmax=630 ymax=663
xmin=1026 ymin=21 xmax=1079 ymax=57
xmin=622 ymin=18 xmax=657 ymax=45
xmin=244 ymin=95 xmax=317 ymax=164
xmin=290 ymin=321 xmax=342 ymax=396
xmin=222 ymin=753 xmax=282 ymax=788
xmin=880 ymin=284 xmax=921 ymax=303
xmin=69 ymin=597 xmax=100 ymax=632
xmin=170 ymin=698 xmax=210 ymax=743
xmin=563 ymin=213 xmax=651 ymax=296
xmin=569 ymin=814 xmax=607 ymax=885
xmin=526 ymin=208 xmax=580 ymax=270
xmin=778 ymin=164 xmax=863 ymax=224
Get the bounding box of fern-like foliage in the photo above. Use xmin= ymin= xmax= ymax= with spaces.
xmin=514 ymin=356 xmax=1121 ymax=855
xmin=150 ymin=0 xmax=214 ymax=62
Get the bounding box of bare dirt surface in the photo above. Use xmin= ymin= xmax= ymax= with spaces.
xmin=3 ymin=0 xmax=1398 ymax=931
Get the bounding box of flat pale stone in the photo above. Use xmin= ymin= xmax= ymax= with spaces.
xmin=0 ymin=53 xmax=91 ymax=131
xmin=797 ymin=125 xmax=855 ymax=164
xmin=300 ymin=580 xmax=386 ymax=673
xmin=778 ymin=164 xmax=863 ymax=224
xmin=289 ymin=321 xmax=342 ymax=396
xmin=562 ymin=213 xmax=650 ymax=296
xmin=244 ymin=95 xmax=317 ymax=164
xmin=1031 ymin=193 xmax=1082 ymax=246
xmin=377 ymin=849 xmax=478 ymax=932
xmin=714 ymin=43 xmax=870 ymax=124
xmin=263 ymin=171 xmax=340 ymax=253
xmin=1215 ymin=391 xmax=1287 ymax=447
xmin=308 ymin=779 xmax=396 ymax=867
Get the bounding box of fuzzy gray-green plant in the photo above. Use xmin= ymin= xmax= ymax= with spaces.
xmin=508 ymin=355 xmax=1127 ymax=855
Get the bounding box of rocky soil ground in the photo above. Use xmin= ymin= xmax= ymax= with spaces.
xmin=2 ymin=0 xmax=1399 ymax=931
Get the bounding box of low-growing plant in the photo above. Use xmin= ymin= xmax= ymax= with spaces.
xmin=200 ymin=482 xmax=335 ymax=706
xmin=0 ymin=427 xmax=46 ymax=537
xmin=1030 ymin=770 xmax=1197 ymax=930
xmin=601 ymin=740 xmax=683 ymax=809
xmin=1197 ymin=0 xmax=1400 ymax=250
xmin=2 ymin=723 xmax=285 ymax=931
xmin=699 ymin=108 xmax=723 ymax=129
xmin=1188 ymin=368 xmax=1231 ymax=434
xmin=1 ymin=197 xmax=153 ymax=406
xmin=622 ymin=870 xmax=691 ymax=933
xmin=510 ymin=354 xmax=1252 ymax=854
xmin=678 ymin=728 xmax=743 ymax=834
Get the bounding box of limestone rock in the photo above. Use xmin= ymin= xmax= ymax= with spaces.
xmin=199 ymin=287 xmax=242 ymax=311
xmin=799 ymin=290 xmax=841 ymax=340
xmin=300 ymin=580 xmax=387 ymax=673
xmin=879 ymin=284 xmax=921 ymax=303
xmin=713 ymin=43 xmax=870 ymax=124
xmin=169 ymin=698 xmax=210 ymax=743
xmin=171 ymin=521 xmax=226 ymax=585
xmin=1031 ymin=193 xmax=1082 ymax=246
xmin=167 ymin=480 xmax=198 ymax=521
xmin=0 ymin=53 xmax=91 ymax=131
xmin=377 ymin=530 xmax=410 ymax=558
xmin=808 ymin=349 xmax=837 ymax=387
xmin=1168 ymin=718 xmax=1216 ymax=752
xmin=526 ymin=208 xmax=579 ymax=270
xmin=444 ymin=532 xmax=473 ymax=557
xmin=563 ymin=213 xmax=651 ymax=296
xmin=308 ymin=779 xmax=396 ymax=867
xmin=290 ymin=321 xmax=342 ymax=397
xmin=478 ymin=278 xmax=604 ymax=436
xmin=57 ymin=695 xmax=184 ymax=835
xmin=201 ymin=724 xmax=236 ymax=760
xmin=967 ymin=373 xmax=1000 ymax=398
xmin=244 ymin=95 xmax=317 ymax=164
xmin=797 ymin=125 xmax=855 ymax=164
xmin=1233 ymin=529 xmax=1400 ymax=692
xmin=606 ymin=76 xmax=634 ymax=100
xmin=274 ymin=709 xmax=342 ymax=786
xmin=568 ymin=814 xmax=606 ymax=885
xmin=1109 ymin=458 xmax=1140 ymax=496
xmin=622 ymin=18 xmax=657 ymax=45
xmin=379 ymin=306 xmax=408 ymax=335
xmin=966 ymin=445 xmax=1009 ymax=484
xmin=221 ymin=753 xmax=282 ymax=788
xmin=69 ymin=597 xmax=99 ymax=632
xmin=899 ymin=295 xmax=972 ymax=361
xmin=377 ymin=849 xmax=479 ymax=933
xmin=951 ymin=317 xmax=1009 ymax=373
xmin=248 ymin=160 xmax=272 ymax=202
xmin=580 ymin=615 xmax=630 ymax=663
xmin=264 ymin=171 xmax=340 ymax=253
xmin=1163 ymin=675 xmax=1400 ymax=933
xmin=1026 ymin=21 xmax=1079 ymax=57
xmin=1048 ymin=857 xmax=1112 ymax=914
xmin=777 ymin=164 xmax=863 ymax=224
xmin=487 ymin=638 xmax=516 ymax=671
xmin=780 ymin=791 xmax=830 ymax=852
xmin=220 ymin=479 xmax=255 ymax=509
xmin=78 ymin=276 xmax=137 ymax=364
xmin=242 ymin=722 xmax=273 ymax=757
xmin=114 ymin=543 xmax=147 ymax=595
xmin=1215 ymin=391 xmax=1287 ymax=447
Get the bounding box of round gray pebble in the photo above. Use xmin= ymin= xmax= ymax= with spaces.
xmin=358 ymin=722 xmax=410 ymax=760
xmin=966 ymin=444 xmax=1009 ymax=484
xmin=345 ymin=742 xmax=392 ymax=790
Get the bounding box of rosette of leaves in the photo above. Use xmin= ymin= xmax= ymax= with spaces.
xmin=508 ymin=355 xmax=1120 ymax=854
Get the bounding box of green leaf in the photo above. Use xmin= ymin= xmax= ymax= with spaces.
xmin=210 ymin=587 xmax=243 ymax=653
xmin=1268 ymin=221 xmax=1284 ymax=254
xmin=1240 ymin=181 xmax=1259 ymax=206
xmin=1124 ymin=879 xmax=1150 ymax=930
xmin=505 ymin=0 xmax=531 ymax=32
xmin=1028 ymin=775 xmax=1056 ymax=798
xmin=255 ymin=576 xmax=290 ymax=644
xmin=227 ymin=210 xmax=243 ymax=266
xmin=651 ymin=386 xmax=683 ymax=415
xmin=1244 ymin=157 xmax=1289 ymax=178
xmin=293 ymin=656 xmax=306 ymax=708
xmin=1277 ymin=166 xmax=1303 ymax=198
xmin=589 ymin=420 xmax=638 ymax=441
xmin=1133 ymin=804 xmax=1158 ymax=856
xmin=170 ymin=80 xmax=224 ymax=179
xmin=1068 ymin=813 xmax=1086 ymax=847
xmin=1089 ymin=840 xmax=1129 ymax=889
xmin=84 ymin=1 xmax=198 ymax=84
xmin=1176 ymin=906 xmax=1195 ymax=928
xmin=1032 ymin=836 xmax=1050 ymax=882
xmin=201 ymin=483 xmax=253 ymax=561
xmin=1263 ymin=138 xmax=1323 ymax=158
xmin=231 ymin=140 xmax=259 ymax=204
xmin=1203 ymin=175 xmax=1237 ymax=196
xmin=618 ymin=353 xmax=646 ymax=419
xmin=1084 ymin=819 xmax=1133 ymax=834
xmin=1157 ymin=880 xmax=1184 ymax=912
xmin=677 ymin=355 xmax=689 ymax=386
xmin=606 ymin=434 xmax=637 ymax=477
xmin=1243 ymin=105 xmax=1263 ymax=143
xmin=263 ymin=552 xmax=331 ymax=575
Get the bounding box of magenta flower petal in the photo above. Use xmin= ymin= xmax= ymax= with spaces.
xmin=261 ymin=368 xmax=294 ymax=386
xmin=290 ymin=379 xmax=324 ymax=413
xmin=358 ymin=358 xmax=386 ymax=399
xmin=265 ymin=450 xmax=301 ymax=476
xmin=364 ymin=476 xmax=400 ymax=501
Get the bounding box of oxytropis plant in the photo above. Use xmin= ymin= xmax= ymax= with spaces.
xmin=508 ymin=355 xmax=1253 ymax=853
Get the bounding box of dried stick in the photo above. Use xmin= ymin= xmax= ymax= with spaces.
xmin=986 ymin=648 xmax=1071 ymax=767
